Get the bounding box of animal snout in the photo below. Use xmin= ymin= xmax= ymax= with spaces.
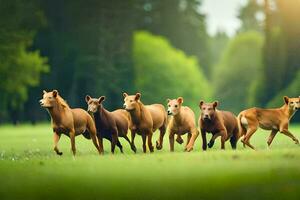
xmin=39 ymin=99 xmax=44 ymax=105
xmin=167 ymin=110 xmax=172 ymax=115
xmin=204 ymin=114 xmax=209 ymax=118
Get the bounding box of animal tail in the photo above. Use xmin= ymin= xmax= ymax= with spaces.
xmin=237 ymin=112 xmax=247 ymax=139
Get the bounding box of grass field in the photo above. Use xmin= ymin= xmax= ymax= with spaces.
xmin=0 ymin=124 xmax=300 ymax=200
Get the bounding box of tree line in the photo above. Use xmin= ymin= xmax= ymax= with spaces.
xmin=0 ymin=0 xmax=299 ymax=124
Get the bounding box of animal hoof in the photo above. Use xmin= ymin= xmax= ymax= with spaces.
xmin=295 ymin=140 xmax=299 ymax=145
xmin=185 ymin=146 xmax=193 ymax=152
xmin=207 ymin=141 xmax=214 ymax=148
xmin=176 ymin=137 xmax=184 ymax=145
xmin=156 ymin=141 xmax=162 ymax=150
xmin=57 ymin=152 xmax=63 ymax=156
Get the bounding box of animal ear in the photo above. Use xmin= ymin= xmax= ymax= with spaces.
xmin=199 ymin=100 xmax=204 ymax=108
xmin=213 ymin=101 xmax=219 ymax=109
xmin=123 ymin=92 xmax=128 ymax=98
xmin=98 ymin=96 xmax=105 ymax=104
xmin=85 ymin=95 xmax=91 ymax=103
xmin=177 ymin=97 xmax=183 ymax=104
xmin=135 ymin=93 xmax=141 ymax=101
xmin=52 ymin=90 xmax=58 ymax=98
xmin=167 ymin=98 xmax=171 ymax=103
xmin=283 ymin=96 xmax=289 ymax=104
xmin=43 ymin=90 xmax=47 ymax=94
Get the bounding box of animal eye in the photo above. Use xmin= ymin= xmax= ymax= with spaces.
xmin=175 ymin=105 xmax=178 ymax=108
xmin=290 ymin=102 xmax=294 ymax=104
xmin=130 ymin=100 xmax=133 ymax=102
xmin=168 ymin=105 xmax=171 ymax=107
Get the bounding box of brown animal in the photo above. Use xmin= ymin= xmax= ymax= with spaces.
xmin=85 ymin=95 xmax=136 ymax=153
xmin=238 ymin=96 xmax=300 ymax=149
xmin=123 ymin=92 xmax=167 ymax=153
xmin=186 ymin=100 xmax=240 ymax=151
xmin=39 ymin=90 xmax=102 ymax=156
xmin=167 ymin=97 xmax=198 ymax=152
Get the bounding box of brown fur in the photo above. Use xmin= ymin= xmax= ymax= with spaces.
xmin=123 ymin=92 xmax=167 ymax=153
xmin=40 ymin=90 xmax=102 ymax=156
xmin=86 ymin=95 xmax=136 ymax=153
xmin=187 ymin=100 xmax=240 ymax=151
xmin=166 ymin=97 xmax=198 ymax=152
xmin=238 ymin=96 xmax=300 ymax=149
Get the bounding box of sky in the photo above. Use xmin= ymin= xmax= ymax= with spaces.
xmin=201 ymin=0 xmax=248 ymax=37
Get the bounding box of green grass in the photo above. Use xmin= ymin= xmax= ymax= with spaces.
xmin=0 ymin=124 xmax=300 ymax=200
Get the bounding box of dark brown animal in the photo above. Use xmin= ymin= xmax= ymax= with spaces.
xmin=238 ymin=96 xmax=300 ymax=149
xmin=123 ymin=93 xmax=167 ymax=153
xmin=39 ymin=90 xmax=102 ymax=156
xmin=167 ymin=97 xmax=198 ymax=152
xmin=187 ymin=100 xmax=240 ymax=151
xmin=85 ymin=95 xmax=136 ymax=153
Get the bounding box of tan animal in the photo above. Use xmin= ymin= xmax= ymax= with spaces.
xmin=123 ymin=93 xmax=167 ymax=153
xmin=186 ymin=100 xmax=240 ymax=151
xmin=86 ymin=95 xmax=136 ymax=153
xmin=238 ymin=96 xmax=300 ymax=149
xmin=39 ymin=90 xmax=102 ymax=156
xmin=167 ymin=97 xmax=198 ymax=152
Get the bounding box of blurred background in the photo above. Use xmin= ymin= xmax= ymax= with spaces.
xmin=0 ymin=0 xmax=299 ymax=124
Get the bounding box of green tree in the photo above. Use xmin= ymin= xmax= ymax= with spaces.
xmin=208 ymin=31 xmax=230 ymax=75
xmin=255 ymin=0 xmax=300 ymax=108
xmin=238 ymin=0 xmax=264 ymax=33
xmin=133 ymin=31 xmax=211 ymax=112
xmin=138 ymin=0 xmax=211 ymax=75
xmin=0 ymin=0 xmax=48 ymax=123
xmin=267 ymin=70 xmax=300 ymax=122
xmin=213 ymin=31 xmax=264 ymax=114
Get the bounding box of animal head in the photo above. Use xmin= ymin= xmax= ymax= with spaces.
xmin=167 ymin=97 xmax=183 ymax=116
xmin=85 ymin=95 xmax=105 ymax=113
xmin=284 ymin=96 xmax=300 ymax=111
xmin=123 ymin=92 xmax=141 ymax=111
xmin=40 ymin=90 xmax=68 ymax=108
xmin=199 ymin=100 xmax=218 ymax=121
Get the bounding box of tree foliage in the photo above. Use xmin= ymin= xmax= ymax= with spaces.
xmin=0 ymin=0 xmax=48 ymax=122
xmin=213 ymin=31 xmax=264 ymax=113
xmin=133 ymin=31 xmax=211 ymax=111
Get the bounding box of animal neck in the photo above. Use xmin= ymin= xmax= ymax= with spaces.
xmin=281 ymin=104 xmax=297 ymax=120
xmin=94 ymin=106 xmax=107 ymax=122
xmin=128 ymin=102 xmax=143 ymax=125
xmin=173 ymin=109 xmax=183 ymax=123
xmin=47 ymin=103 xmax=66 ymax=124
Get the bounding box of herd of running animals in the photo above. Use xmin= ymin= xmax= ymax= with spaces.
xmin=39 ymin=90 xmax=300 ymax=156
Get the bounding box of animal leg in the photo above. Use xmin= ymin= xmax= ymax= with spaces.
xmin=116 ymin=139 xmax=123 ymax=153
xmin=131 ymin=130 xmax=137 ymax=153
xmin=142 ymin=134 xmax=147 ymax=153
xmin=97 ymin=134 xmax=104 ymax=154
xmin=208 ymin=133 xmax=221 ymax=148
xmin=267 ymin=129 xmax=278 ymax=147
xmin=241 ymin=127 xmax=257 ymax=150
xmin=185 ymin=129 xmax=199 ymax=152
xmin=230 ymin=135 xmax=237 ymax=150
xmin=111 ymin=130 xmax=118 ymax=154
xmin=88 ymin=129 xmax=102 ymax=155
xmin=69 ymin=130 xmax=76 ymax=156
xmin=156 ymin=126 xmax=166 ymax=150
xmin=176 ymin=135 xmax=184 ymax=144
xmin=123 ymin=135 xmax=135 ymax=153
xmin=53 ymin=132 xmax=63 ymax=155
xmin=169 ymin=132 xmax=175 ymax=152
xmin=147 ymin=132 xmax=154 ymax=153
xmin=280 ymin=129 xmax=299 ymax=144
xmin=186 ymin=133 xmax=192 ymax=147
